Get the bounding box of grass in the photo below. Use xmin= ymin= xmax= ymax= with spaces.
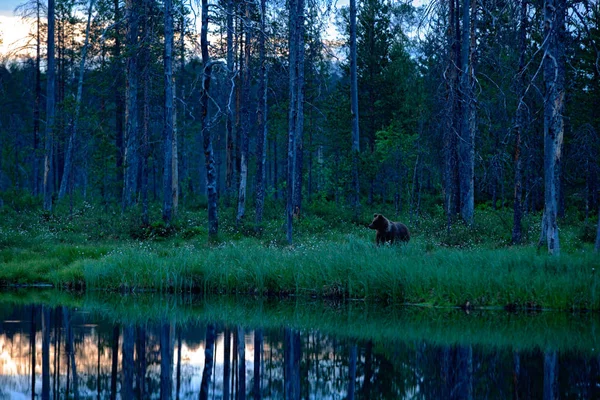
xmin=0 ymin=194 xmax=599 ymax=310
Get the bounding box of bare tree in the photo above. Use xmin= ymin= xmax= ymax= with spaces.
xmin=58 ymin=0 xmax=95 ymax=200
xmin=200 ymin=0 xmax=218 ymax=238
xmin=539 ymin=0 xmax=566 ymax=255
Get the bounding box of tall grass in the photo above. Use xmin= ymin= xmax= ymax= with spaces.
xmin=73 ymin=235 xmax=600 ymax=310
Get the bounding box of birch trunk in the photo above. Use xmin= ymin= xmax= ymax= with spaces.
xmin=43 ymin=0 xmax=56 ymax=211
xmin=58 ymin=0 xmax=95 ymax=200
xmin=200 ymin=0 xmax=218 ymax=237
xmin=540 ymin=0 xmax=566 ymax=255
xmin=163 ymin=0 xmax=175 ymax=223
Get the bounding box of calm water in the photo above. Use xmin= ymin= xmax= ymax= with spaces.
xmin=0 ymin=291 xmax=599 ymax=399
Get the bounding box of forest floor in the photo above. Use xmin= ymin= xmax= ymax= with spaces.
xmin=1 ymin=193 xmax=599 ymax=311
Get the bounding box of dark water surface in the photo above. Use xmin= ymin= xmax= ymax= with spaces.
xmin=0 ymin=291 xmax=599 ymax=399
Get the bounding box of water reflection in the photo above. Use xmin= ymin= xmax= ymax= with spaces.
xmin=0 ymin=299 xmax=599 ymax=399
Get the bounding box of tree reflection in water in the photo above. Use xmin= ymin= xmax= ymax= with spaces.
xmin=1 ymin=303 xmax=599 ymax=399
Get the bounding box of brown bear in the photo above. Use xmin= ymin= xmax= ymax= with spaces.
xmin=368 ymin=213 xmax=410 ymax=245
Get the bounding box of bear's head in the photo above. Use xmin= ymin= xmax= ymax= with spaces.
xmin=368 ymin=214 xmax=389 ymax=231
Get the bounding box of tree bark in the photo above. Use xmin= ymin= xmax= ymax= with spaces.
xmin=350 ymin=0 xmax=360 ymax=213
xmin=140 ymin=0 xmax=150 ymax=225
xmin=114 ymin=0 xmax=125 ymax=200
xmin=237 ymin=3 xmax=252 ymax=226
xmin=293 ymin=0 xmax=305 ymax=216
xmin=163 ymin=0 xmax=175 ymax=223
xmin=540 ymin=0 xmax=566 ymax=255
xmin=287 ymin=0 xmax=299 ymax=244
xmin=122 ymin=0 xmax=140 ymax=210
xmin=200 ymin=0 xmax=218 ymax=238
xmin=459 ymin=0 xmax=475 ymax=225
xmin=512 ymin=0 xmax=528 ymax=245
xmin=225 ymin=0 xmax=235 ymax=203
xmin=255 ymin=0 xmax=268 ymax=228
xmin=43 ymin=0 xmax=56 ymax=211
xmin=33 ymin=0 xmax=41 ymax=196
xmin=58 ymin=0 xmax=95 ymax=200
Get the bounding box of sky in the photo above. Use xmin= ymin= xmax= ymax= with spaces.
xmin=0 ymin=0 xmax=427 ymax=59
xmin=0 ymin=0 xmax=33 ymax=58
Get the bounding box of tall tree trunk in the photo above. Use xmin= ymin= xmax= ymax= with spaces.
xmin=122 ymin=0 xmax=140 ymax=210
xmin=43 ymin=0 xmax=56 ymax=211
xmin=114 ymin=0 xmax=125 ymax=199
xmin=539 ymin=0 xmax=566 ymax=255
xmin=287 ymin=0 xmax=299 ymax=244
xmin=444 ymin=0 xmax=459 ymax=231
xmin=163 ymin=0 xmax=175 ymax=223
xmin=225 ymin=0 xmax=235 ymax=203
xmin=33 ymin=0 xmax=41 ymax=196
xmin=200 ymin=0 xmax=218 ymax=238
xmin=293 ymin=0 xmax=305 ymax=216
xmin=459 ymin=0 xmax=475 ymax=225
xmin=237 ymin=4 xmax=252 ymax=226
xmin=140 ymin=0 xmax=151 ymax=225
xmin=350 ymin=0 xmax=360 ymax=213
xmin=58 ymin=0 xmax=95 ymax=200
xmin=512 ymin=0 xmax=528 ymax=245
xmin=255 ymin=0 xmax=268 ymax=229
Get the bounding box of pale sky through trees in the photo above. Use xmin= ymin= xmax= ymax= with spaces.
xmin=0 ymin=0 xmax=426 ymax=58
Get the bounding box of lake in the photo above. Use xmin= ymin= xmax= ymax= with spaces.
xmin=0 ymin=290 xmax=598 ymax=399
